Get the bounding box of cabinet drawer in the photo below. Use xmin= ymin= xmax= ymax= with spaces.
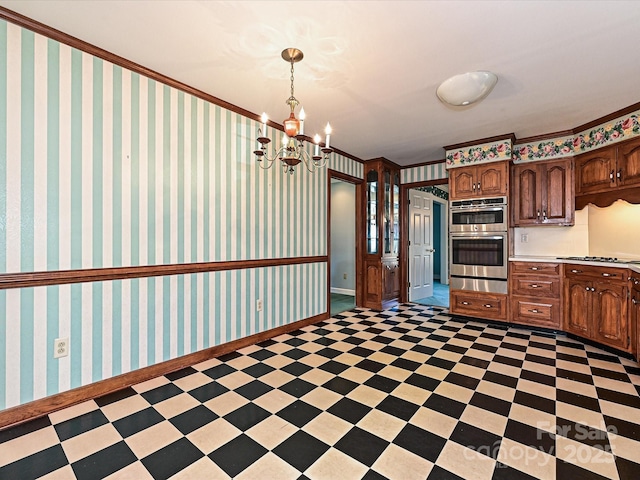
xmin=450 ymin=290 xmax=507 ymax=321
xmin=511 ymin=277 xmax=561 ymax=298
xmin=565 ymin=264 xmax=628 ymax=282
xmin=510 ymin=262 xmax=561 ymax=276
xmin=511 ymin=297 xmax=561 ymax=329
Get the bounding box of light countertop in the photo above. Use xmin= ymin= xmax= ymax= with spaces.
xmin=509 ymin=256 xmax=640 ymax=274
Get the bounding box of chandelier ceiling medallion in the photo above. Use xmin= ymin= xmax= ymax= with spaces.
xmin=254 ymin=48 xmax=333 ymax=174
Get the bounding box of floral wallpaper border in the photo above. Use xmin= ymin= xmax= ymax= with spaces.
xmin=445 ymin=139 xmax=512 ymax=168
xmin=448 ymin=109 xmax=640 ymax=167
xmin=573 ymin=110 xmax=640 ymax=153
xmin=512 ymin=135 xmax=575 ymax=163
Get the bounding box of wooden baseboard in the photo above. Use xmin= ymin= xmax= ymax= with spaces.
xmin=0 ymin=311 xmax=329 ymax=431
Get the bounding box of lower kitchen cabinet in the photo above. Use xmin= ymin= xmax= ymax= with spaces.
xmin=510 ymin=261 xmax=562 ymax=329
xmin=450 ymin=290 xmax=507 ymax=321
xmin=511 ymin=296 xmax=561 ymax=329
xmin=565 ymin=277 xmax=591 ymax=336
xmin=564 ymin=265 xmax=631 ymax=353
xmin=631 ymin=275 xmax=640 ymax=361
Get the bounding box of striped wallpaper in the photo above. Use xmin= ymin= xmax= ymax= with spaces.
xmin=0 ymin=19 xmax=358 ymax=410
xmin=0 ymin=263 xmax=326 ymax=409
xmin=400 ymin=162 xmax=448 ymax=184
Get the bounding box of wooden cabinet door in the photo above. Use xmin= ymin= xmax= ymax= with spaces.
xmin=592 ymin=283 xmax=629 ymax=351
xmin=565 ymin=278 xmax=591 ymax=336
xmin=632 ymin=286 xmax=640 ymax=361
xmin=542 ymin=159 xmax=574 ymax=224
xmin=617 ymin=137 xmax=640 ymax=188
xmin=511 ymin=163 xmax=540 ymax=225
xmin=477 ymin=162 xmax=508 ymax=197
xmin=575 ymin=146 xmax=616 ymax=194
xmin=383 ymin=261 xmax=400 ymax=300
xmin=449 ymin=167 xmax=476 ymax=199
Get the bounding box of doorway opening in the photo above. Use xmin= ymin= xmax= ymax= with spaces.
xmin=329 ymin=176 xmax=357 ymax=316
xmin=408 ymin=185 xmax=449 ymax=307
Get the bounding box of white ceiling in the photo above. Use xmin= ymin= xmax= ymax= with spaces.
xmin=2 ymin=0 xmax=640 ymax=166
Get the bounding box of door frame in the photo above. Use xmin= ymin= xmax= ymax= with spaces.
xmin=328 ymin=169 xmax=364 ymax=310
xmin=400 ymin=178 xmax=449 ymax=304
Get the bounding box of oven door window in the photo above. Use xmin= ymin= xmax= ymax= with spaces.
xmin=452 ymin=236 xmax=505 ymax=267
xmin=451 ymin=208 xmax=504 ymax=227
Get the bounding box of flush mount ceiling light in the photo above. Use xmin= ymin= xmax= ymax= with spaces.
xmin=436 ymin=71 xmax=498 ymax=106
xmin=254 ymin=48 xmax=333 ymax=174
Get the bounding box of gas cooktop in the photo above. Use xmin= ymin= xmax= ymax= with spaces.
xmin=557 ymin=256 xmax=640 ymax=264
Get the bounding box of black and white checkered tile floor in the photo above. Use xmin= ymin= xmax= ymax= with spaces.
xmin=2 ymin=304 xmax=640 ymax=479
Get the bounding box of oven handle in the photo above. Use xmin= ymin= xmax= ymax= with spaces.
xmin=451 ymin=207 xmax=505 ymax=212
xmin=450 ymin=234 xmax=506 ymax=240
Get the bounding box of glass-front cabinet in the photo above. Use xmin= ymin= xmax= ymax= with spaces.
xmin=363 ymin=159 xmax=401 ymax=310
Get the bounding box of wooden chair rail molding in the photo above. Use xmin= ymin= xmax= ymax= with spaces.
xmin=0 ymin=312 xmax=329 ymax=430
xmin=0 ymin=256 xmax=328 ymax=290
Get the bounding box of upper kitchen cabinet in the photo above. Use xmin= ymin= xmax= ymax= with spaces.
xmin=575 ymin=136 xmax=640 ymax=208
xmin=449 ymin=161 xmax=509 ymax=200
xmin=511 ymin=158 xmax=574 ymax=226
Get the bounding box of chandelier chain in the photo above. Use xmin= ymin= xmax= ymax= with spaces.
xmin=290 ymin=60 xmax=295 ymax=99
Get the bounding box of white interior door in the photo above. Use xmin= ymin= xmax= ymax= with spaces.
xmin=409 ymin=190 xmax=434 ymax=301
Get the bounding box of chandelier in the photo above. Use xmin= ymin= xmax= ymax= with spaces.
xmin=254 ymin=48 xmax=333 ymax=174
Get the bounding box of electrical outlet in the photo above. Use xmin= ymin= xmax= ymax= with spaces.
xmin=54 ymin=337 xmax=69 ymax=358
xmin=256 ymin=299 xmax=263 ymax=312
xmin=343 ymin=273 xmax=347 ymax=280
xmin=521 ymin=234 xmax=529 ymax=243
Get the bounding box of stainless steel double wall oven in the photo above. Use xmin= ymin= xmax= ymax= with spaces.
xmin=449 ymin=197 xmax=508 ymax=294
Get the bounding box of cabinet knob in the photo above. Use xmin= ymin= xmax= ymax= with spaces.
xmin=537 ymin=210 xmax=541 ymax=219
xmin=530 ymin=284 xmax=540 ymax=288
xmin=477 ymin=182 xmax=481 ymax=190
xmin=528 ymin=309 xmax=541 ymax=314
xmin=632 ymin=298 xmax=637 ymax=305
xmin=571 ymin=269 xmax=582 ymax=274
xmin=591 ymin=287 xmax=596 ymax=292
xmin=610 ymin=170 xmax=615 ymax=182
xmin=617 ymin=169 xmax=622 ymax=180
xmin=461 ymin=301 xmax=470 ymax=305
xmin=585 ymin=286 xmax=590 ymax=291
xmin=601 ymin=273 xmax=615 ymax=277
xmin=483 ymin=304 xmax=493 ymax=308
xmin=530 ymin=267 xmax=539 ymax=271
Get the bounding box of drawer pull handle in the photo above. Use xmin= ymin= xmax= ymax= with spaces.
xmin=571 ymin=269 xmax=582 ymax=274
xmin=528 ymin=309 xmax=541 ymax=314
xmin=461 ymin=301 xmax=470 ymax=305
xmin=483 ymin=304 xmax=493 ymax=308
xmin=530 ymin=267 xmax=539 ymax=271
xmin=610 ymin=170 xmax=615 ymax=182
xmin=530 ymin=284 xmax=540 ymax=288
xmin=632 ymin=298 xmax=637 ymax=305
xmin=601 ymin=273 xmax=615 ymax=277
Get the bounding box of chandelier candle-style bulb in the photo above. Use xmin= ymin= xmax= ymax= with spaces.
xmin=299 ymin=108 xmax=305 ymax=136
xmin=325 ymin=123 xmax=332 ymax=149
xmin=261 ymin=113 xmax=268 ymax=135
xmin=314 ymin=134 xmax=321 ymax=157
